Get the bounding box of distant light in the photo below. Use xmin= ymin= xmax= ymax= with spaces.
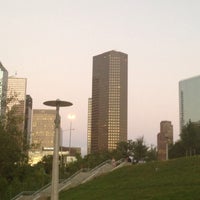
xmin=68 ymin=114 xmax=76 ymax=120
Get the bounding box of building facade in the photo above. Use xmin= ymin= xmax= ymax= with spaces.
xmin=0 ymin=62 xmax=8 ymax=116
xmin=157 ymin=121 xmax=173 ymax=160
xmin=179 ymin=75 xmax=200 ymax=131
xmin=31 ymin=109 xmax=56 ymax=150
xmin=29 ymin=109 xmax=56 ymax=164
xmin=7 ymin=76 xmax=27 ymax=130
xmin=91 ymin=50 xmax=128 ymax=153
xmin=87 ymin=98 xmax=92 ymax=154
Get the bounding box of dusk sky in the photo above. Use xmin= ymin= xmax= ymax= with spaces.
xmin=1 ymin=0 xmax=200 ymax=155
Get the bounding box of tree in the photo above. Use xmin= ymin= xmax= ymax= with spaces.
xmin=146 ymin=145 xmax=157 ymax=161
xmin=116 ymin=140 xmax=134 ymax=159
xmin=169 ymin=140 xmax=185 ymax=159
xmin=37 ymin=155 xmax=53 ymax=175
xmin=180 ymin=120 xmax=200 ymax=156
xmin=0 ymin=106 xmax=33 ymax=199
xmin=0 ymin=109 xmax=25 ymax=181
xmin=116 ymin=141 xmax=129 ymax=158
xmin=133 ymin=137 xmax=148 ymax=162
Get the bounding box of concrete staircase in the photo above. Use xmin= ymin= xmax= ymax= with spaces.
xmin=12 ymin=160 xmax=122 ymax=200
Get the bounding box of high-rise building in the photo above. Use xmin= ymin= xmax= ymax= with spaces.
xmin=179 ymin=75 xmax=200 ymax=131
xmin=0 ymin=62 xmax=8 ymax=116
xmin=29 ymin=109 xmax=56 ymax=164
xmin=7 ymin=76 xmax=27 ymax=131
xmin=31 ymin=109 xmax=56 ymax=150
xmin=91 ymin=50 xmax=128 ymax=153
xmin=157 ymin=121 xmax=173 ymax=160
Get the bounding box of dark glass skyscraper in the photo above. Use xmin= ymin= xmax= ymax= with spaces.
xmin=91 ymin=50 xmax=128 ymax=153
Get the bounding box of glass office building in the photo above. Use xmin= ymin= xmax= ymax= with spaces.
xmin=91 ymin=50 xmax=128 ymax=152
xmin=179 ymin=75 xmax=200 ymax=131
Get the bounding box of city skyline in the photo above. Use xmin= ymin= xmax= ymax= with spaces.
xmin=1 ymin=1 xmax=200 ymax=155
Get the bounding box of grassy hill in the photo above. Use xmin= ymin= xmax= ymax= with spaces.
xmin=60 ymin=156 xmax=200 ymax=200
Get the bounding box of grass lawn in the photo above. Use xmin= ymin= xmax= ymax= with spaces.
xmin=60 ymin=156 xmax=200 ymax=200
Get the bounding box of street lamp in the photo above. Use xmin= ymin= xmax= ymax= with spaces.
xmin=165 ymin=137 xmax=169 ymax=161
xmin=43 ymin=99 xmax=72 ymax=200
xmin=68 ymin=114 xmax=75 ymax=156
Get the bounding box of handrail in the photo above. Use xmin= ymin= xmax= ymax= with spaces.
xmin=11 ymin=169 xmax=84 ymax=199
xmin=31 ymin=182 xmax=51 ymax=196
xmin=10 ymin=191 xmax=35 ymax=200
xmin=81 ymin=159 xmax=112 ymax=184
xmin=61 ymin=168 xmax=83 ymax=184
xmin=89 ymin=159 xmax=111 ymax=173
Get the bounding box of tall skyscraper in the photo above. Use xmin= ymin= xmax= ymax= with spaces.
xmin=7 ymin=76 xmax=27 ymax=131
xmin=91 ymin=50 xmax=128 ymax=153
xmin=179 ymin=75 xmax=200 ymax=131
xmin=0 ymin=62 xmax=8 ymax=116
xmin=157 ymin=121 xmax=173 ymax=160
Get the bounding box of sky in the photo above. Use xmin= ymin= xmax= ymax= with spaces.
xmin=1 ymin=0 xmax=200 ymax=155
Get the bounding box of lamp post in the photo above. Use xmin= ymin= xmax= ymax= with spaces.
xmin=165 ymin=137 xmax=169 ymax=161
xmin=43 ymin=99 xmax=72 ymax=200
xmin=68 ymin=114 xmax=75 ymax=156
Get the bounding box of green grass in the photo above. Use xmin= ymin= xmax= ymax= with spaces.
xmin=60 ymin=156 xmax=200 ymax=200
